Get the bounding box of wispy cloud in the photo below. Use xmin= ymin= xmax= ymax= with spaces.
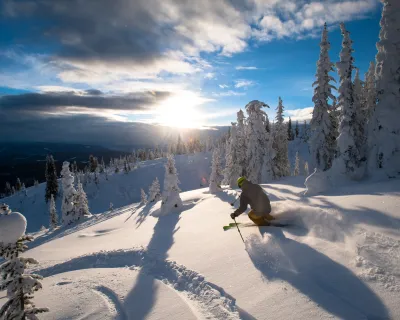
xmin=234 ymin=80 xmax=255 ymax=88
xmin=213 ymin=90 xmax=245 ymax=97
xmin=236 ymin=66 xmax=258 ymax=70
xmin=219 ymin=84 xmax=229 ymax=89
xmin=205 ymin=72 xmax=216 ymax=80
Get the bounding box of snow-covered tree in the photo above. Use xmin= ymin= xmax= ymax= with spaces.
xmin=161 ymin=155 xmax=183 ymax=211
xmin=336 ymin=22 xmax=365 ymax=178
xmin=148 ymin=177 xmax=161 ymax=202
xmin=364 ymin=61 xmax=377 ymax=121
xmin=0 ymin=205 xmax=49 ymax=319
xmin=45 ymin=155 xmax=59 ymax=202
xmin=49 ymin=194 xmax=58 ymax=229
xmin=209 ymin=147 xmax=223 ymax=193
xmin=293 ymin=151 xmax=300 ymax=176
xmin=223 ymin=123 xmax=243 ymax=188
xmin=353 ymin=68 xmax=367 ymax=163
xmin=236 ymin=109 xmax=247 ymax=176
xmin=109 ymin=202 xmax=114 ymax=211
xmin=310 ymin=23 xmax=337 ymax=171
xmin=15 ymin=178 xmax=21 ymax=192
xmin=287 ymin=117 xmax=294 ymax=141
xmin=245 ymin=100 xmax=270 ymax=183
xmin=140 ymin=188 xmax=148 ymax=205
xmin=34 ymin=180 xmax=39 ymax=188
xmin=272 ymin=97 xmax=290 ymax=179
xmin=304 ymin=161 xmax=310 ymax=176
xmin=368 ymin=0 xmax=400 ymax=177
xmin=61 ymin=161 xmax=77 ymax=225
xmin=75 ymin=181 xmax=91 ymax=219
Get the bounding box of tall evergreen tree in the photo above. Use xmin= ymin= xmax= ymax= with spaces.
xmin=336 ymin=23 xmax=364 ymax=177
xmin=209 ymin=147 xmax=223 ymax=193
xmin=75 ymin=182 xmax=91 ymax=219
xmin=236 ymin=109 xmax=247 ymax=176
xmin=287 ymin=117 xmax=294 ymax=141
xmin=49 ymin=194 xmax=58 ymax=229
xmin=140 ymin=189 xmax=148 ymax=205
xmin=353 ymin=68 xmax=367 ymax=163
xmin=272 ymin=97 xmax=290 ymax=179
xmin=148 ymin=177 xmax=161 ymax=202
xmin=223 ymin=123 xmax=242 ymax=188
xmin=15 ymin=178 xmax=21 ymax=192
xmin=45 ymin=155 xmax=59 ymax=203
xmin=61 ymin=161 xmax=77 ymax=225
xmin=245 ymin=100 xmax=269 ymax=183
xmin=368 ymin=0 xmax=400 ymax=177
xmin=293 ymin=151 xmax=300 ymax=176
xmin=295 ymin=120 xmax=299 ymax=138
xmin=364 ymin=61 xmax=377 ymax=121
xmin=310 ymin=23 xmax=337 ymax=171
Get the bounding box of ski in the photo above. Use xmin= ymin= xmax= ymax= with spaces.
xmin=223 ymin=221 xmax=288 ymax=231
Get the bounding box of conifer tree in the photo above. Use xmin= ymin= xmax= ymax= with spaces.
xmin=223 ymin=123 xmax=242 ymax=188
xmin=310 ymin=23 xmax=337 ymax=171
xmin=15 ymin=178 xmax=21 ymax=192
xmin=245 ymin=100 xmax=269 ymax=183
xmin=287 ymin=117 xmax=294 ymax=141
xmin=49 ymin=194 xmax=58 ymax=229
xmin=161 ymin=155 xmax=183 ymax=212
xmin=272 ymin=97 xmax=290 ymax=179
xmin=294 ymin=151 xmax=300 ymax=176
xmin=304 ymin=161 xmax=310 ymax=176
xmin=0 ymin=206 xmax=49 ymax=319
xmin=368 ymin=0 xmax=400 ymax=177
xmin=295 ymin=120 xmax=299 ymax=138
xmin=5 ymin=182 xmax=11 ymax=196
xmin=336 ymin=22 xmax=364 ymax=177
xmin=140 ymin=189 xmax=148 ymax=205
xmin=45 ymin=155 xmax=59 ymax=203
xmin=149 ymin=177 xmax=161 ymax=202
xmin=236 ymin=109 xmax=247 ymax=176
xmin=209 ymin=147 xmax=223 ymax=193
xmin=61 ymin=161 xmax=77 ymax=225
xmin=75 ymin=182 xmax=91 ymax=219
xmin=364 ymin=61 xmax=377 ymax=121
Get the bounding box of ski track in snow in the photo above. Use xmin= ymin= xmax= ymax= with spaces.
xmin=355 ymin=230 xmax=400 ymax=292
xmin=92 ymin=285 xmax=127 ymax=320
xmin=36 ymin=248 xmax=241 ymax=320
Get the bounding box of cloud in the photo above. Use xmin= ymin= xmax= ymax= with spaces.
xmin=234 ymin=79 xmax=255 ymax=88
xmin=219 ymin=84 xmax=229 ymax=89
xmin=252 ymin=0 xmax=379 ymax=41
xmin=205 ymin=72 xmax=216 ymax=80
xmin=213 ymin=90 xmax=245 ymax=97
xmin=0 ymin=90 xmax=171 ymax=116
xmin=285 ymin=107 xmax=314 ymax=122
xmin=236 ymin=66 xmax=258 ymax=70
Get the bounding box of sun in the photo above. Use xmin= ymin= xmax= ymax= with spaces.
xmin=155 ymin=91 xmax=210 ymax=128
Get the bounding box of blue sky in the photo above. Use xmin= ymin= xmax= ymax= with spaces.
xmin=0 ymin=0 xmax=382 ymax=144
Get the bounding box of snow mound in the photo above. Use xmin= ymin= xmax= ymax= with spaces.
xmin=0 ymin=212 xmax=27 ymax=244
xmin=36 ymin=248 xmax=240 ymax=320
xmin=355 ymin=230 xmax=400 ymax=292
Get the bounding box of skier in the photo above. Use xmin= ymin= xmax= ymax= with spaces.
xmin=230 ymin=177 xmax=274 ymax=226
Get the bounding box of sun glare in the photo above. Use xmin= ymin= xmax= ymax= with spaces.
xmin=155 ymin=92 xmax=210 ymax=128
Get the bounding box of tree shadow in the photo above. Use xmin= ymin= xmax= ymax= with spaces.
xmin=246 ymin=228 xmax=389 ymax=319
xmin=123 ymin=212 xmax=180 ymax=319
xmin=27 ymin=203 xmax=139 ymax=250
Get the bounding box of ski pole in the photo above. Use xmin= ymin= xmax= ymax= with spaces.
xmin=233 ymin=217 xmax=245 ymax=243
xmin=230 ymin=193 xmax=241 ymax=206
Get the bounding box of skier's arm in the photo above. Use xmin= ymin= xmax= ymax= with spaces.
xmin=233 ymin=195 xmax=248 ymax=216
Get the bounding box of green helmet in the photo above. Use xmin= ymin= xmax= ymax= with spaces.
xmin=237 ymin=176 xmax=246 ymax=188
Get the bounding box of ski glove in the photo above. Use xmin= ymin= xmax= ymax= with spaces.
xmin=230 ymin=212 xmax=239 ymax=219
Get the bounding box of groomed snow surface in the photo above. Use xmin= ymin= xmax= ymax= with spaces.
xmin=2 ymin=174 xmax=399 ymax=319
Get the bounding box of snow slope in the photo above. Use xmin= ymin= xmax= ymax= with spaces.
xmin=3 ymin=152 xmax=212 ymax=232
xmin=4 ymin=177 xmax=399 ymax=320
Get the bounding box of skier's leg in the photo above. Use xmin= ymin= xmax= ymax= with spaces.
xmin=248 ymin=210 xmax=270 ymax=226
